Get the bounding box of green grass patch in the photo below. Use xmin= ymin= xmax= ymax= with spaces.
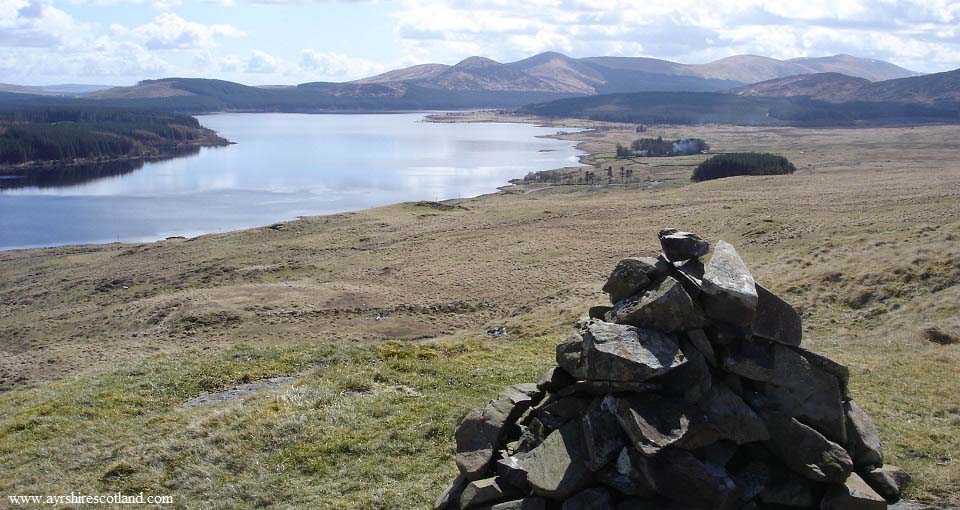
xmin=1 ymin=336 xmax=957 ymax=508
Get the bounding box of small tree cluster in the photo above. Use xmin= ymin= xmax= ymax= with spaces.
xmin=692 ymin=152 xmax=797 ymax=182
xmin=616 ymin=137 xmax=709 ymax=159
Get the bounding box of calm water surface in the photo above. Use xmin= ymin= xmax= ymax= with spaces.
xmin=0 ymin=113 xmax=584 ymax=250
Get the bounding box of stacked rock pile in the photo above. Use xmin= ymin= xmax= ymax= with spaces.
xmin=436 ymin=229 xmax=911 ymax=510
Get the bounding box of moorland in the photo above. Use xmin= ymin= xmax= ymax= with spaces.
xmin=0 ymin=117 xmax=957 ymax=508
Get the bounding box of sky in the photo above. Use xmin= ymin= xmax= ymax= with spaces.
xmin=1 ymin=0 xmax=959 ymax=86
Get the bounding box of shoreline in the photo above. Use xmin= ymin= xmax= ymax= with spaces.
xmin=0 ymin=113 xmax=599 ymax=253
xmin=0 ymin=139 xmax=232 ymax=175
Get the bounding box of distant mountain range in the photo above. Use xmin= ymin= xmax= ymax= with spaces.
xmin=1 ymin=52 xmax=916 ymax=110
xmin=357 ymin=52 xmax=918 ymax=95
xmin=2 ymin=51 xmax=957 ymax=125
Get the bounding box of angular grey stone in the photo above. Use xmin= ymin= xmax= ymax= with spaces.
xmin=596 ymin=447 xmax=657 ymax=497
xmin=603 ymin=258 xmax=654 ymax=304
xmin=570 ymin=320 xmax=687 ymax=382
xmin=821 ymin=472 xmax=887 ymax=510
xmin=724 ymin=341 xmax=847 ymax=444
xmin=707 ymin=322 xmax=752 ymax=346
xmin=557 ymin=332 xmax=585 ymax=379
xmin=562 ymin=487 xmax=615 ymax=510
xmin=478 ymin=498 xmax=547 ymax=510
xmin=657 ymin=338 xmax=712 ymax=403
xmin=636 ymin=448 xmax=740 ymax=510
xmin=497 ymin=453 xmax=532 ymax=490
xmin=590 ymin=305 xmax=614 ymax=320
xmin=721 ymin=339 xmax=776 ymax=381
xmin=803 ymin=348 xmax=851 ymax=400
xmin=460 ymin=476 xmax=517 ymax=509
xmin=758 ymin=467 xmax=817 ymax=508
xmin=762 ymin=412 xmax=852 ymax=483
xmin=659 ymin=229 xmax=710 ymax=262
xmin=607 ymin=277 xmax=709 ymax=332
xmin=536 ymin=366 xmax=575 ymax=392
xmin=862 ymin=465 xmax=911 ymax=502
xmin=612 ymin=394 xmax=716 ymax=456
xmin=700 ymin=240 xmax=758 ymax=327
xmin=752 ymin=284 xmax=802 ymax=347
xmin=532 ymin=394 xmax=592 ymax=430
xmin=692 ymin=441 xmax=738 ymax=467
xmin=686 ymin=329 xmax=717 ymax=367
xmin=672 ymin=258 xmax=706 ymax=297
xmin=763 ymin=360 xmax=847 ymax=444
xmin=526 ymin=420 xmax=595 ymax=499
xmin=845 ymin=401 xmax=884 ymax=469
xmin=556 ymin=380 xmax=659 ymax=397
xmin=581 ymin=396 xmax=628 ymax=471
xmin=456 ymin=385 xmax=543 ymax=480
xmin=516 ymin=417 xmax=549 ymax=453
xmin=697 ymin=382 xmax=770 ymax=444
xmin=436 ymin=474 xmax=468 ymax=510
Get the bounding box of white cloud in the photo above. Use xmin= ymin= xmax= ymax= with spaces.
xmin=245 ymin=49 xmax=286 ymax=73
xmin=390 ymin=0 xmax=960 ymax=72
xmin=299 ymin=50 xmax=386 ymax=79
xmin=111 ymin=12 xmax=244 ymax=50
xmin=0 ymin=0 xmax=92 ymax=48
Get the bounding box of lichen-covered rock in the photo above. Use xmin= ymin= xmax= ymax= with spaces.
xmin=437 ymin=232 xmax=905 ymax=510
xmin=686 ymin=329 xmax=717 ymax=366
xmin=636 ymin=448 xmax=740 ymax=510
xmin=564 ymin=320 xmax=687 ymax=382
xmin=581 ymin=396 xmax=628 ymax=471
xmin=696 ymin=382 xmax=770 ymax=444
xmin=596 ymin=447 xmax=657 ymax=497
xmin=476 ymin=498 xmax=546 ymax=510
xmin=525 ymin=420 xmax=595 ymax=499
xmin=845 ymin=401 xmax=884 ymax=469
xmin=612 ymin=393 xmax=716 ymax=456
xmin=757 ymin=467 xmax=817 ymax=508
xmin=607 ymin=277 xmax=709 ymax=332
xmin=460 ymin=476 xmax=519 ymax=509
xmin=763 ymin=412 xmax=853 ymax=483
xmin=536 ymin=366 xmax=575 ymax=392
xmin=456 ymin=385 xmax=543 ymax=479
xmin=821 ymin=472 xmax=887 ymax=510
xmin=861 ymin=465 xmax=910 ymax=502
xmin=436 ymin=474 xmax=468 ymax=510
xmin=724 ymin=340 xmax=847 ymax=444
xmin=752 ymin=284 xmax=802 ymax=346
xmin=658 ymin=229 xmax=710 ymax=262
xmin=603 ymin=258 xmax=655 ymax=304
xmin=700 ymin=240 xmax=758 ymax=327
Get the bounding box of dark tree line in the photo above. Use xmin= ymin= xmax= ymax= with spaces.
xmin=0 ymin=107 xmax=226 ymax=165
xmin=692 ymin=152 xmax=796 ymax=182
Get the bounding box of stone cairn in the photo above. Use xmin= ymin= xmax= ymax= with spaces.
xmin=436 ymin=230 xmax=911 ymax=510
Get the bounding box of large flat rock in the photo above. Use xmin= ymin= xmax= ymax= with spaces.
xmin=700 ymin=240 xmax=758 ymax=327
xmin=607 ymin=276 xmax=709 ymax=333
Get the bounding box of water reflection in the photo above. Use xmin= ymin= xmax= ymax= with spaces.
xmin=0 ymin=113 xmax=584 ymax=250
xmin=0 ymin=147 xmax=201 ymax=191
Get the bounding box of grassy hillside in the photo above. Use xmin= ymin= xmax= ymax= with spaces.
xmin=519 ymin=91 xmax=960 ymax=126
xmin=1 ymin=123 xmax=958 ymax=507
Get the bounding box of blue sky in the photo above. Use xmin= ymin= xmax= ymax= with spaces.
xmin=2 ymin=0 xmax=959 ymax=86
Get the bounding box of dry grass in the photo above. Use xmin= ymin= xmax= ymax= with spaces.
xmin=0 ymin=120 xmax=958 ymax=505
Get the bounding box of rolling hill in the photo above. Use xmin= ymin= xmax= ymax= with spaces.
xmin=733 ymin=68 xmax=960 ymax=105
xmin=518 ymin=90 xmax=958 ymax=126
